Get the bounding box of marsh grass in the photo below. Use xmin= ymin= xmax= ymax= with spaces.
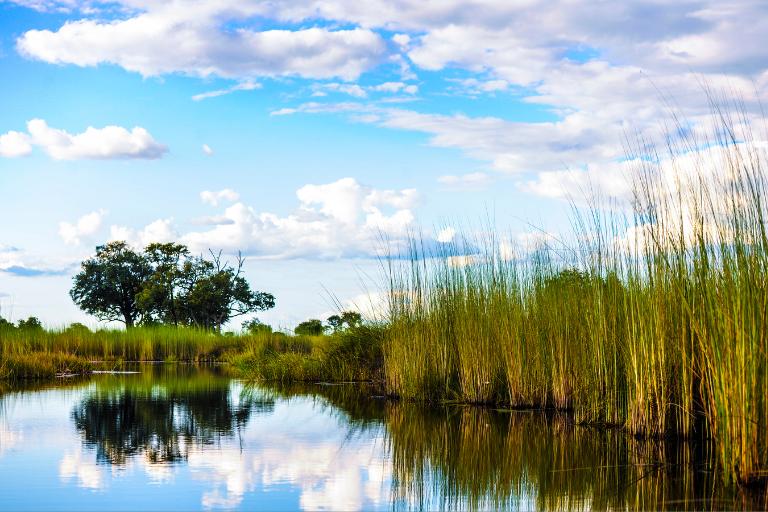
xmin=382 ymin=109 xmax=768 ymax=485
xmin=0 ymin=325 xmax=259 ymax=380
xmin=228 ymin=325 xmax=385 ymax=382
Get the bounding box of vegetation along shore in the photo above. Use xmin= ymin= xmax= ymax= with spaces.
xmin=1 ymin=113 xmax=767 ymax=490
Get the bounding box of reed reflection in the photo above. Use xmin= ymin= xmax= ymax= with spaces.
xmin=261 ymin=382 xmax=765 ymax=511
xmin=72 ymin=365 xmax=273 ymax=465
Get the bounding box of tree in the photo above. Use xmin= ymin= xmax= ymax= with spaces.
xmin=137 ymin=242 xmax=190 ymax=326
xmin=340 ymin=311 xmax=362 ymax=329
xmin=294 ymin=319 xmax=325 ymax=336
xmin=71 ymin=242 xmax=275 ymax=331
xmin=17 ymin=316 xmax=43 ymax=331
xmin=177 ymin=252 xmax=275 ymax=331
xmin=0 ymin=316 xmax=14 ymax=331
xmin=326 ymin=311 xmax=362 ymax=332
xmin=65 ymin=322 xmax=91 ymax=334
xmin=326 ymin=314 xmax=343 ymax=332
xmin=242 ymin=318 xmax=273 ymax=334
xmin=70 ymin=242 xmax=153 ymax=328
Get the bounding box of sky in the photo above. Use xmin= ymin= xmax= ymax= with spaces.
xmin=0 ymin=0 xmax=766 ymax=329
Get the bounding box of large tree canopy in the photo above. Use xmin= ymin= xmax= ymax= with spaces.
xmin=70 ymin=241 xmax=152 ymax=327
xmin=71 ymin=242 xmax=275 ymax=330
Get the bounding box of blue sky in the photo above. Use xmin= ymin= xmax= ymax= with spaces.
xmin=0 ymin=0 xmax=766 ymax=328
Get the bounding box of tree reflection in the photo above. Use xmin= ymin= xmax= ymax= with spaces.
xmin=72 ymin=366 xmax=273 ymax=465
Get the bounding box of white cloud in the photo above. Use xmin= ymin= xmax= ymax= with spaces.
xmin=109 ymin=218 xmax=176 ymax=248
xmin=437 ymin=172 xmax=492 ymax=187
xmin=58 ymin=209 xmax=106 ymax=246
xmin=0 ymin=131 xmax=32 ymax=157
xmin=17 ymin=6 xmax=387 ymax=81
xmin=202 ymin=144 xmax=214 ymax=156
xmin=436 ymin=227 xmax=456 ymax=243
xmin=0 ymin=119 xmax=167 ymax=160
xmin=0 ymin=244 xmax=71 ymax=276
xmin=192 ymin=80 xmax=261 ymax=101
xmin=12 ymin=0 xmax=768 ymax=207
xmin=370 ymin=81 xmax=417 ymax=94
xmin=311 ymin=82 xmax=368 ymax=98
xmin=200 ymin=188 xmax=239 ymax=206
xmin=392 ymin=33 xmax=411 ymax=48
xmin=112 ymin=178 xmax=420 ymax=259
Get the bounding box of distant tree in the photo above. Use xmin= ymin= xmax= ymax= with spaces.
xmin=71 ymin=242 xmax=275 ymax=331
xmin=177 ymin=252 xmax=275 ymax=331
xmin=0 ymin=316 xmax=14 ymax=330
xmin=242 ymin=318 xmax=273 ymax=335
xmin=17 ymin=316 xmax=43 ymax=331
xmin=326 ymin=311 xmax=362 ymax=332
xmin=326 ymin=314 xmax=343 ymax=332
xmin=294 ymin=319 xmax=325 ymax=336
xmin=65 ymin=322 xmax=91 ymax=334
xmin=70 ymin=242 xmax=153 ymax=328
xmin=340 ymin=311 xmax=362 ymax=329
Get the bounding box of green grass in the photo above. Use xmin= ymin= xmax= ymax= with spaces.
xmin=381 ymin=111 xmax=768 ymax=486
xmin=0 ymin=325 xmax=266 ymax=380
xmin=0 ymin=325 xmax=247 ymax=363
xmin=228 ymin=325 xmax=384 ymax=383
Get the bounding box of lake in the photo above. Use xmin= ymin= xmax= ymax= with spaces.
xmin=0 ymin=364 xmax=760 ymax=511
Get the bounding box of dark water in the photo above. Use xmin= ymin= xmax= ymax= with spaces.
xmin=0 ymin=365 xmax=762 ymax=511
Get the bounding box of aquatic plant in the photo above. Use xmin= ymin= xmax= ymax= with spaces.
xmin=382 ymin=108 xmax=768 ymax=485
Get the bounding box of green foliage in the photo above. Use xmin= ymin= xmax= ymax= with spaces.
xmin=294 ymin=319 xmax=325 ymax=336
xmin=327 ymin=311 xmax=363 ymax=332
xmin=382 ymin=115 xmax=768 ymax=487
xmin=16 ymin=316 xmax=44 ymax=331
xmin=231 ymin=325 xmax=384 ymax=383
xmin=70 ymin=242 xmax=275 ymax=330
xmin=70 ymin=241 xmax=153 ymax=327
xmin=242 ymin=318 xmax=273 ymax=334
xmin=0 ymin=325 xmax=249 ymax=375
xmin=0 ymin=352 xmax=93 ymax=380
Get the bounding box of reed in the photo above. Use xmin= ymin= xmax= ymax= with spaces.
xmin=382 ymin=109 xmax=768 ymax=485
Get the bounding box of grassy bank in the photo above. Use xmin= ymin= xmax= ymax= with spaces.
xmin=227 ymin=325 xmax=385 ymax=382
xmin=0 ymin=325 xmax=251 ymax=380
xmin=0 ymin=322 xmax=385 ymax=382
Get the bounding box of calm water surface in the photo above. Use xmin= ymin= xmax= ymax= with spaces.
xmin=0 ymin=365 xmax=761 ymax=511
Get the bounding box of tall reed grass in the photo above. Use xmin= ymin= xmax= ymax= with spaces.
xmin=382 ymin=108 xmax=768 ymax=485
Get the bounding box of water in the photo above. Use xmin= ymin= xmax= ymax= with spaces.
xmin=0 ymin=365 xmax=761 ymax=511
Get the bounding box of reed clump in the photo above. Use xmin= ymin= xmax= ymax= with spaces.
xmin=383 ymin=112 xmax=768 ymax=485
xmin=229 ymin=325 xmax=385 ymax=382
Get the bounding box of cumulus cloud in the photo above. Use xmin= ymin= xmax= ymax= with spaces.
xmin=200 ymin=189 xmax=239 ymax=206
xmin=58 ymin=209 xmax=106 ymax=246
xmin=180 ymin=178 xmax=419 ymax=258
xmin=109 ymin=218 xmax=176 ymax=248
xmin=0 ymin=119 xmax=167 ymax=160
xmin=0 ymin=131 xmax=32 ymax=157
xmin=12 ymin=0 xmax=768 ymax=204
xmin=16 ymin=4 xmax=386 ymax=81
xmin=108 ymin=178 xmax=420 ymax=259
